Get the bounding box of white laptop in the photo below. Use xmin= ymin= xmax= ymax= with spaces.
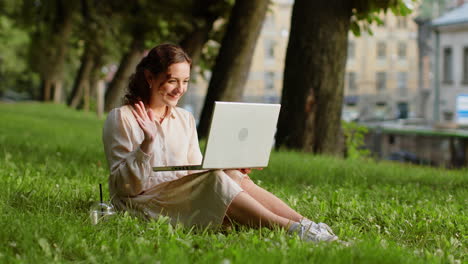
xmin=152 ymin=101 xmax=281 ymax=171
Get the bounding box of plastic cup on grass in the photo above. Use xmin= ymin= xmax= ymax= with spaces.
xmin=89 ymin=202 xmax=115 ymax=225
xmin=89 ymin=183 xmax=115 ymax=225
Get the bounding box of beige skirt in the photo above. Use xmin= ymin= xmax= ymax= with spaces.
xmin=112 ymin=169 xmax=246 ymax=228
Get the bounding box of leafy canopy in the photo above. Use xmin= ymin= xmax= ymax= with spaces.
xmin=351 ymin=0 xmax=416 ymax=36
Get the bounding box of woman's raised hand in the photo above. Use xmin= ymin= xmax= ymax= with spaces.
xmin=131 ymin=101 xmax=157 ymax=144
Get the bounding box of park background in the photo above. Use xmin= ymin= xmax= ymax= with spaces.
xmin=0 ymin=0 xmax=467 ymax=263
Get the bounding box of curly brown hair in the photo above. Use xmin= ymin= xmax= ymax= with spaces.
xmin=124 ymin=43 xmax=192 ymax=106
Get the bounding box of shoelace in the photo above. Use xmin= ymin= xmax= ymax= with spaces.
xmin=318 ymin=223 xmax=336 ymax=237
xmin=304 ymin=223 xmax=319 ymax=235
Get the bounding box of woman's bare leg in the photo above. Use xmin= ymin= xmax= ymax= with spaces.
xmin=240 ymin=178 xmax=303 ymax=222
xmin=225 ymin=191 xmax=293 ymax=229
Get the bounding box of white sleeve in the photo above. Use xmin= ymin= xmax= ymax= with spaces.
xmin=103 ymin=108 xmax=153 ymax=197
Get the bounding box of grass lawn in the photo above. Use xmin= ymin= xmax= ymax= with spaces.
xmin=0 ymin=102 xmax=466 ymax=263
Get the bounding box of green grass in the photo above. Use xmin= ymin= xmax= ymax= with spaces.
xmin=0 ymin=102 xmax=466 ymax=263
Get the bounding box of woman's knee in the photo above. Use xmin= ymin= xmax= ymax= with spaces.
xmin=207 ymin=170 xmax=233 ymax=187
xmin=223 ymin=169 xmax=250 ymax=186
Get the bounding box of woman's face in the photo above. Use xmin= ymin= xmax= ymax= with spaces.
xmin=150 ymin=62 xmax=190 ymax=107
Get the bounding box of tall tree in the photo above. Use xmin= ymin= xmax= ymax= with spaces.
xmin=179 ymin=0 xmax=231 ymax=66
xmin=104 ymin=33 xmax=146 ymax=111
xmin=104 ymin=0 xmax=192 ymax=111
xmin=0 ymin=14 xmax=35 ymax=98
xmin=24 ymin=0 xmax=80 ymax=102
xmin=197 ymin=0 xmax=270 ymax=138
xmin=68 ymin=0 xmax=122 ymax=110
xmin=68 ymin=42 xmax=94 ymax=109
xmin=275 ymin=0 xmax=413 ymax=155
xmin=177 ymin=0 xmax=232 ymax=107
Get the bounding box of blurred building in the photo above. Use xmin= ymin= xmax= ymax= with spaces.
xmin=429 ymin=3 xmax=468 ymax=123
xmin=185 ymin=0 xmax=420 ymax=122
xmin=240 ymin=0 xmax=293 ymax=104
xmin=343 ymin=13 xmax=420 ymax=122
xmin=184 ymin=0 xmax=293 ymax=120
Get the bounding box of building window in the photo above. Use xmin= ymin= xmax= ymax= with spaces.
xmin=397 ymin=102 xmax=409 ymax=119
xmin=463 ymin=47 xmax=468 ymax=84
xmin=264 ymin=71 xmax=275 ymax=90
xmin=375 ymin=102 xmax=387 ymax=119
xmin=397 ymin=17 xmax=407 ymax=28
xmin=376 ymin=72 xmax=386 ymax=91
xmin=264 ymin=39 xmax=276 ymax=60
xmin=348 ymin=41 xmax=355 ymax=59
xmin=443 ymin=47 xmax=453 ymax=83
xmin=398 ymin=42 xmax=406 ymax=59
xmin=377 ymin=42 xmax=386 ymax=59
xmin=347 ymin=72 xmax=357 ymax=91
xmin=397 ymin=72 xmax=408 ymax=96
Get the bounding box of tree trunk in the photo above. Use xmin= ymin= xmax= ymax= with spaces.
xmin=89 ymin=53 xmax=105 ymax=97
xmin=52 ymin=81 xmax=63 ymax=103
xmin=197 ymin=0 xmax=270 ymax=138
xmin=178 ymin=27 xmax=212 ymax=108
xmin=178 ymin=0 xmax=220 ymax=108
xmin=43 ymin=80 xmax=52 ymax=101
xmin=38 ymin=0 xmax=75 ymax=102
xmin=83 ymin=77 xmax=91 ymax=111
xmin=181 ymin=27 xmax=210 ymax=67
xmin=87 ymin=53 xmax=105 ymax=112
xmin=104 ymin=36 xmax=145 ymax=111
xmin=275 ymin=0 xmax=352 ymax=155
xmin=179 ymin=0 xmax=220 ymax=67
xmin=68 ymin=43 xmax=95 ymax=109
xmin=178 ymin=27 xmax=212 ymax=109
xmin=96 ymin=80 xmax=105 ymax=119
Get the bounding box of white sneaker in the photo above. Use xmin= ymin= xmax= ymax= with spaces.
xmin=288 ymin=220 xmax=338 ymax=242
xmin=300 ymin=219 xmax=339 ymax=242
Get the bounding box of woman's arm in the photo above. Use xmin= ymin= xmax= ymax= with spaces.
xmin=103 ymin=106 xmax=155 ymax=197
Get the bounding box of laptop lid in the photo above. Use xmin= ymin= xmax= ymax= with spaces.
xmin=201 ymin=101 xmax=281 ymax=169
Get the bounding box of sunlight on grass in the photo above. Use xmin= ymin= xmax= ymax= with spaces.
xmin=0 ymin=103 xmax=466 ymax=263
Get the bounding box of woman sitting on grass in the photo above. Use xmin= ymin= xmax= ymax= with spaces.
xmin=102 ymin=43 xmax=338 ymax=242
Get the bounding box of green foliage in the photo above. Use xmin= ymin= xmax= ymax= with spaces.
xmin=342 ymin=121 xmax=370 ymax=159
xmin=199 ymin=41 xmax=222 ymax=81
xmin=0 ymin=15 xmax=39 ymax=97
xmin=184 ymin=0 xmax=234 ymax=80
xmin=73 ymin=1 xmax=131 ymax=66
xmin=350 ymin=0 xmax=417 ymax=36
xmin=0 ymin=0 xmax=234 ymax=102
xmin=0 ymin=103 xmax=466 ymax=263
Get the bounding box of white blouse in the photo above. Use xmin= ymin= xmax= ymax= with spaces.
xmin=102 ymin=105 xmax=203 ymax=197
